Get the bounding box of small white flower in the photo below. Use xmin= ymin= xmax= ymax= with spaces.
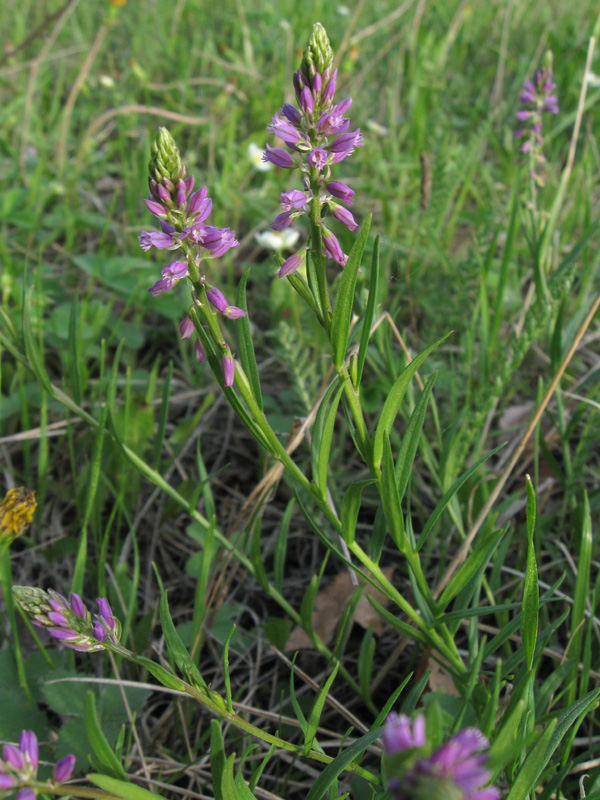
xmin=248 ymin=142 xmax=272 ymax=172
xmin=255 ymin=228 xmax=300 ymax=251
xmin=99 ymin=74 xmax=115 ymax=89
xmin=366 ymin=119 xmax=390 ymax=137
xmin=587 ymin=71 xmax=600 ymax=88
xmin=337 ymin=5 xmax=351 ymax=15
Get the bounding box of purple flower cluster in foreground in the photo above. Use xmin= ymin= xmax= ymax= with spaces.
xmin=12 ymin=586 xmax=121 ymax=652
xmin=263 ymin=23 xmax=363 ymax=275
xmin=384 ymin=713 xmax=500 ymax=800
xmin=514 ymin=61 xmax=558 ymax=184
xmin=0 ymin=730 xmax=75 ymax=800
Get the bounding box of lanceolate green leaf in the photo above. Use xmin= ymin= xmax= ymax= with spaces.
xmin=340 ymin=479 xmax=376 ymax=546
xmin=304 ymin=662 xmax=339 ymax=755
xmin=380 ymin=433 xmax=406 ymax=552
xmin=84 ymin=692 xmax=127 ymax=780
xmin=331 ymin=214 xmax=372 ymax=370
xmin=522 ymin=476 xmax=539 ymax=670
xmin=356 ymin=233 xmax=380 ymax=387
xmin=395 ymin=373 xmax=436 ymax=504
xmin=437 ymin=525 xmax=503 ymax=612
xmin=155 ymin=570 xmax=208 ymax=692
xmin=372 ymin=332 xmax=451 ymax=471
xmin=236 ymin=270 xmax=263 ymax=412
xmin=311 ymin=378 xmax=343 ymax=499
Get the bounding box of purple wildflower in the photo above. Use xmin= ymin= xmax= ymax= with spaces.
xmin=139 ymin=231 xmax=178 ymax=251
xmin=12 ymin=586 xmax=121 ymax=652
xmin=515 ymin=55 xmax=559 ymax=185
xmin=53 ymin=754 xmax=76 ymax=783
xmin=202 ymin=226 xmax=239 ymax=257
xmin=180 ymin=314 xmax=195 ymax=339
xmin=270 ymin=212 xmax=294 ymax=231
xmin=382 ymin=713 xmax=426 ymax=754
xmin=222 ymin=350 xmax=235 ymax=387
xmin=144 ymin=199 xmax=169 ymax=219
xmin=0 ymin=729 xmax=76 ymax=798
xmin=264 ymin=24 xmax=362 ymax=270
xmin=194 ymin=339 xmax=206 ymax=363
xmin=322 ymin=229 xmax=347 ymax=267
xmin=280 ymin=190 xmax=309 ymax=211
xmin=326 ymin=181 xmax=355 ymax=205
xmin=330 ymin=203 xmax=357 ymax=231
xmin=277 ymin=250 xmax=306 ymax=278
xmin=263 ymin=144 xmax=296 ymax=169
xmin=383 ymin=715 xmax=499 ymax=800
xmin=307 ymin=147 xmax=329 ymax=171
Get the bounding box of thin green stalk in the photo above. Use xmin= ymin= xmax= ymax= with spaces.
xmin=309 ymin=170 xmax=332 ymax=329
xmin=348 ymin=540 xmax=465 ymax=674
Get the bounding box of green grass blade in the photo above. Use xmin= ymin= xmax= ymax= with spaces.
xmin=330 ymin=214 xmax=372 ymax=370
xmin=522 ymin=476 xmax=539 ymax=670
xmin=236 ymin=270 xmax=263 ymax=412
xmin=355 ymin=234 xmax=380 ymax=387
xmin=372 ymin=332 xmax=451 ymax=471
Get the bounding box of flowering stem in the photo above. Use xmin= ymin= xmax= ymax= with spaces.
xmin=309 ymin=171 xmax=332 ymax=330
xmin=348 ymin=541 xmax=465 ymax=673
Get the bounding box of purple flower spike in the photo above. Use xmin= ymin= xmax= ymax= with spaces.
xmin=20 ymin=731 xmax=38 ymax=772
xmin=327 ymin=181 xmax=355 ymax=205
xmin=206 ymin=287 xmax=228 ymax=314
xmin=383 ymin=713 xmax=426 ymax=754
xmin=331 ymin=204 xmax=357 ymax=231
xmin=277 ymin=251 xmax=305 ymax=278
xmin=54 ymin=754 xmax=76 ymax=783
xmin=222 ymin=351 xmax=235 ymax=388
xmin=179 ymin=314 xmax=195 ymax=339
xmin=194 ymin=340 xmax=206 ymax=363
xmin=263 ymin=144 xmax=295 ymax=169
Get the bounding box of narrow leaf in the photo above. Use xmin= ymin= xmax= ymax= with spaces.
xmin=356 ymin=234 xmax=380 ymax=387
xmin=372 ymin=332 xmax=451 ymax=471
xmin=331 ymin=214 xmax=372 ymax=370
xmin=522 ymin=476 xmax=539 ymax=670
xmin=236 ymin=270 xmax=263 ymax=411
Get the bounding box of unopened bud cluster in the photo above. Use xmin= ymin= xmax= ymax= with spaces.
xmin=263 ymin=22 xmax=364 ymax=276
xmin=12 ymin=586 xmax=121 ymax=652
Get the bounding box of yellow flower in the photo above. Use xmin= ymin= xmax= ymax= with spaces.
xmin=0 ymin=488 xmax=37 ymax=542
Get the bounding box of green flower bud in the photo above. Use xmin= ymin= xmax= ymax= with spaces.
xmin=149 ymin=127 xmax=185 ymax=187
xmin=301 ymin=22 xmax=333 ymax=81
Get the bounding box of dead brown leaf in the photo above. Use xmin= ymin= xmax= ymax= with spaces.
xmin=285 ymin=567 xmax=394 ymax=651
